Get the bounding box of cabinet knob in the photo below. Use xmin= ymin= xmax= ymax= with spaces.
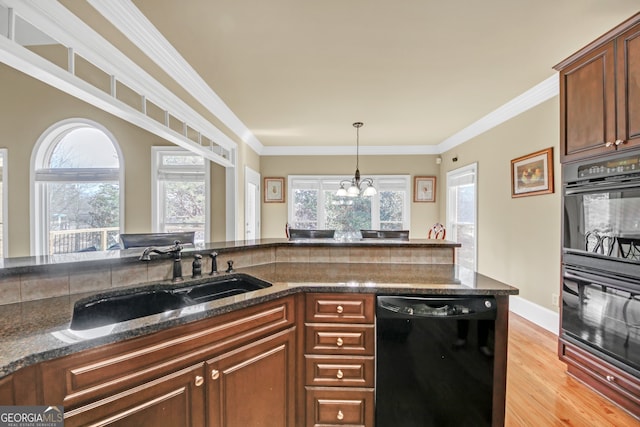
xmin=605 ymin=141 xmax=614 ymax=147
xmin=211 ymin=369 xmax=220 ymax=380
xmin=336 ymin=337 xmax=344 ymax=347
xmin=195 ymin=375 xmax=204 ymax=387
xmin=336 ymin=305 xmax=344 ymax=314
xmin=606 ymin=375 xmax=615 ymax=382
xmin=615 ymin=139 xmax=625 ymax=146
xmin=336 ymin=369 xmax=344 ymax=379
xmin=337 ymin=410 xmax=344 ymax=420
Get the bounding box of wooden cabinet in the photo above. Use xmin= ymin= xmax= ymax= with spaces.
xmin=39 ymin=296 xmax=296 ymax=426
xmin=556 ymin=14 xmax=640 ymax=163
xmin=559 ymin=339 xmax=640 ymax=415
xmin=206 ymin=327 xmax=296 ymax=427
xmin=304 ymin=293 xmax=375 ymax=427
xmin=64 ymin=364 xmax=206 ymax=427
xmin=557 ymin=12 xmax=640 ymax=418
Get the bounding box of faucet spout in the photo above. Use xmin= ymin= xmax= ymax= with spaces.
xmin=139 ymin=240 xmax=184 ymax=261
xmin=139 ymin=240 xmax=184 ymax=282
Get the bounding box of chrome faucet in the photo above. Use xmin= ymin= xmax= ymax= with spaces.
xmin=139 ymin=240 xmax=184 ymax=282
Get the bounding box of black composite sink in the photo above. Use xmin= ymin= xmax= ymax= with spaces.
xmin=70 ymin=274 xmax=272 ymax=330
xmin=179 ymin=275 xmax=272 ymax=303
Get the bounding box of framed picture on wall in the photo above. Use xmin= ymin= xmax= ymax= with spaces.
xmin=264 ymin=177 xmax=285 ymax=203
xmin=414 ymin=176 xmax=436 ymax=202
xmin=511 ymin=147 xmax=554 ymax=198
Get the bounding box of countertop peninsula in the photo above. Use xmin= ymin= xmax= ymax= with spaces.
xmin=0 ymin=260 xmax=517 ymax=378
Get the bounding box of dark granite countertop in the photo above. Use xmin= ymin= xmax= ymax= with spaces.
xmin=0 ymin=262 xmax=516 ymax=378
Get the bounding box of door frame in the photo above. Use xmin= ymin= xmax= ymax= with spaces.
xmin=445 ymin=162 xmax=478 ymax=271
xmin=244 ymin=166 xmax=261 ymax=240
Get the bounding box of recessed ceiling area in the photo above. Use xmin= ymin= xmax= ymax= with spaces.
xmin=49 ymin=1 xmax=640 ymax=151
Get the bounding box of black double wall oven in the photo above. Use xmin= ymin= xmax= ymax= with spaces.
xmin=562 ymin=149 xmax=640 ymax=377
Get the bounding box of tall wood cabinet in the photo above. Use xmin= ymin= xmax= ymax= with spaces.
xmin=555 ymin=13 xmax=640 ymax=163
xmin=556 ymin=12 xmax=640 ymax=418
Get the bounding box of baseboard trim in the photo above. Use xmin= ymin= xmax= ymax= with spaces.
xmin=509 ymin=295 xmax=559 ymax=335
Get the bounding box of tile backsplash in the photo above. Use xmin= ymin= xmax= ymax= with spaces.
xmin=0 ymin=245 xmax=453 ymax=305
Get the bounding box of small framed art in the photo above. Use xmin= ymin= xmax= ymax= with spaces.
xmin=414 ymin=176 xmax=436 ymax=202
xmin=511 ymin=147 xmax=554 ymax=198
xmin=264 ymin=177 xmax=285 ymax=203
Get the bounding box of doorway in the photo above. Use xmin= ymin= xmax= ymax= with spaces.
xmin=446 ymin=163 xmax=477 ymax=271
xmin=244 ymin=167 xmax=261 ymax=240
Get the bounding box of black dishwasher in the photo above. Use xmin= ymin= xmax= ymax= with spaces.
xmin=376 ymin=295 xmax=497 ymax=427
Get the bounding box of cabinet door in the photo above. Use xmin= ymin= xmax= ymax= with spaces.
xmin=616 ymin=22 xmax=640 ymax=150
xmin=559 ymin=41 xmax=616 ymax=162
xmin=206 ymin=327 xmax=296 ymax=427
xmin=64 ymin=364 xmax=205 ymax=427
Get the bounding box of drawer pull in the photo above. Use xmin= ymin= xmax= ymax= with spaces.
xmin=337 ymin=410 xmax=344 ymax=420
xmin=336 ymin=305 xmax=344 ymax=314
xmin=605 ymin=141 xmax=614 ymax=147
xmin=336 ymin=369 xmax=344 ymax=379
xmin=336 ymin=337 xmax=344 ymax=347
xmin=211 ymin=369 xmax=220 ymax=380
xmin=615 ymin=139 xmax=625 ymax=146
xmin=195 ymin=375 xmax=204 ymax=387
xmin=606 ymin=375 xmax=615 ymax=382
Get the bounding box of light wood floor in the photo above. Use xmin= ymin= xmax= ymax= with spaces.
xmin=505 ymin=313 xmax=639 ymax=426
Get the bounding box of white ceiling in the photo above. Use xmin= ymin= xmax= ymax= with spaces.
xmin=53 ymin=1 xmax=640 ymax=152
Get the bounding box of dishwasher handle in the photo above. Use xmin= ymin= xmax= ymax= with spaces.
xmin=376 ymin=296 xmax=497 ymax=320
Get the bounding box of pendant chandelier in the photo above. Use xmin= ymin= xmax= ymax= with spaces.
xmin=336 ymin=122 xmax=377 ymax=197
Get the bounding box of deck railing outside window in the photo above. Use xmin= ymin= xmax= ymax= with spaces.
xmin=49 ymin=227 xmax=120 ymax=254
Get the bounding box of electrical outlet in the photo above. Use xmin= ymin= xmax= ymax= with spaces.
xmin=551 ymin=293 xmax=559 ymax=307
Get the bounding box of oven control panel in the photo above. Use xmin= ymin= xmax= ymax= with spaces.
xmin=578 ymin=153 xmax=640 ymax=178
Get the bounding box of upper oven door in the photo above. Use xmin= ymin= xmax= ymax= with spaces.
xmin=563 ymin=176 xmax=640 ymax=270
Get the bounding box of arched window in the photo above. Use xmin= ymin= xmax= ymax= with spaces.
xmin=32 ymin=119 xmax=123 ymax=255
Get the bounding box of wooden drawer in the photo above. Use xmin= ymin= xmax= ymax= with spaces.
xmin=41 ymin=296 xmax=295 ymax=409
xmin=305 ymin=324 xmax=375 ymax=355
xmin=560 ymin=340 xmax=640 ymax=415
xmin=305 ymin=293 xmax=374 ymax=324
xmin=305 ymin=355 xmax=374 ymax=387
xmin=305 ymin=386 xmax=374 ymax=427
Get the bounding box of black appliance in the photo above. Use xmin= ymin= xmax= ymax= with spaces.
xmin=563 ymin=149 xmax=640 ymax=277
xmin=561 ymin=149 xmax=640 ymax=395
xmin=376 ymin=295 xmax=497 ymax=427
xmin=562 ymin=266 xmax=640 ymax=377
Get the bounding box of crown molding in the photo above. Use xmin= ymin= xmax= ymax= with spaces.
xmin=88 ymin=0 xmax=264 ymax=155
xmin=261 ymin=144 xmax=440 ymax=156
xmin=261 ymin=75 xmax=558 ymax=156
xmin=437 ymin=74 xmax=559 ymax=153
xmin=87 ymin=0 xmax=558 ymax=158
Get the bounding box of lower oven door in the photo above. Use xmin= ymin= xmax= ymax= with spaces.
xmin=562 ymin=267 xmax=640 ymax=376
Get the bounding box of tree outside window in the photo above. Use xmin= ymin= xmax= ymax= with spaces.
xmin=34 ymin=123 xmax=122 ymax=255
xmin=289 ymin=176 xmax=409 ymax=238
xmin=153 ymin=148 xmax=209 ymax=243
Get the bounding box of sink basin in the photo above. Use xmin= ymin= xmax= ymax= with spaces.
xmin=70 ymin=290 xmax=189 ymax=330
xmin=180 ymin=274 xmax=272 ymax=303
xmin=70 ymin=274 xmax=272 ymax=330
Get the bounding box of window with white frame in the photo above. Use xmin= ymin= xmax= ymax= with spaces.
xmin=32 ymin=120 xmax=123 ymax=255
xmin=152 ymin=147 xmax=210 ymax=243
xmin=288 ymin=175 xmax=410 ymax=237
